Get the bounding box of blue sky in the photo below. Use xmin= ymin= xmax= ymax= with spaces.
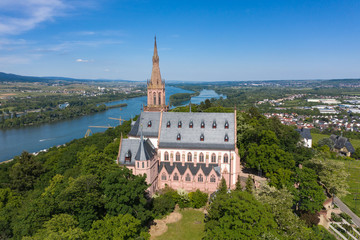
xmin=0 ymin=0 xmax=359 ymax=81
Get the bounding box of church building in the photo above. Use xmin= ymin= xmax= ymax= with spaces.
xmin=117 ymin=37 xmax=241 ymax=195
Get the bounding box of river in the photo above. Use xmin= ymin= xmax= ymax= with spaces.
xmin=0 ymin=87 xmax=224 ymax=162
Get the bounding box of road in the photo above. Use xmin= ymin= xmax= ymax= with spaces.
xmin=334 ymin=196 xmax=360 ymax=227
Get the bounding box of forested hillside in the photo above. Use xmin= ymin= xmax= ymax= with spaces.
xmin=0 ymin=105 xmax=350 ymax=239
xmin=0 ymin=120 xmax=152 ymax=239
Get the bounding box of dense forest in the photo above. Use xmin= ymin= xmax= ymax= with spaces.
xmin=0 ymin=102 xmax=351 ymax=239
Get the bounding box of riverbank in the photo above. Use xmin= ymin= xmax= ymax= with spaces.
xmin=106 ymin=103 xmax=128 ymax=109
xmin=0 ymin=87 xmax=225 ymax=162
xmin=169 ymin=92 xmax=200 ymax=106
xmin=0 ymin=92 xmax=144 ymax=130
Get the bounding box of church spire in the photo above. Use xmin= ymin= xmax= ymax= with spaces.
xmin=150 ymin=36 xmax=162 ymax=86
xmin=144 ymin=36 xmax=168 ymax=112
xmin=153 ymin=36 xmax=159 ymax=64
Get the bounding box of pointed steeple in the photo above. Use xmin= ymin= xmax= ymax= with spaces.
xmin=153 ymin=36 xmax=159 ymax=63
xmin=150 ymin=36 xmax=162 ymax=86
xmin=144 ymin=36 xmax=168 ymax=112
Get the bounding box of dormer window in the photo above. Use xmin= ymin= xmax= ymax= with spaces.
xmin=148 ymin=120 xmax=152 ymax=127
xmin=189 ymin=121 xmax=193 ymax=128
xmin=177 ymin=133 xmax=181 ymax=141
xmin=200 ymin=134 xmax=204 ymax=141
xmin=166 ymin=121 xmax=171 ymax=128
xmin=224 ymin=134 xmax=229 ymax=142
xmin=201 ymin=121 xmax=205 ymax=128
xmin=212 ymin=121 xmax=217 ymax=129
xmin=178 ymin=121 xmax=182 ymax=128
xmin=224 ymin=121 xmax=229 ymax=129
xmin=125 ymin=150 xmax=131 ymax=162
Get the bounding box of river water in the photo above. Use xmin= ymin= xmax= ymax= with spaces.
xmin=0 ymin=87 xmax=224 ymax=162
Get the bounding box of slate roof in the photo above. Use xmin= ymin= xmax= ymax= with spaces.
xmin=128 ymin=112 xmax=161 ymax=138
xmin=159 ymin=112 xmax=235 ymax=150
xmin=118 ymin=138 xmax=156 ymax=166
xmin=330 ymin=134 xmax=355 ymax=153
xmin=296 ymin=128 xmax=312 ymax=139
xmin=159 ymin=162 xmax=221 ymax=176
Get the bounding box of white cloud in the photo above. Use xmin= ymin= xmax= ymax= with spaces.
xmin=0 ymin=0 xmax=100 ymax=36
xmin=76 ymin=58 xmax=89 ymax=63
xmin=0 ymin=55 xmax=31 ymax=64
xmin=0 ymin=0 xmax=66 ymax=35
xmin=32 ymin=40 xmax=123 ymax=54
xmin=77 ymin=31 xmax=96 ymax=36
xmin=0 ymin=38 xmax=32 ymax=50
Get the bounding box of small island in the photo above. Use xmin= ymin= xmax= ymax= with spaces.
xmin=169 ymin=92 xmax=199 ymax=106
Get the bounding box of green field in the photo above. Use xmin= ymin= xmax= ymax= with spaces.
xmin=155 ymin=209 xmax=205 ymax=240
xmin=312 ymin=133 xmax=360 ymax=217
xmin=338 ymin=159 xmax=360 ymax=217
xmin=312 ymin=133 xmax=360 ymax=149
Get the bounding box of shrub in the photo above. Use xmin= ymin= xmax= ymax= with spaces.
xmin=331 ymin=212 xmax=342 ymax=222
xmin=341 ymin=223 xmax=352 ymax=232
xmin=313 ymin=225 xmax=337 ymax=240
xmin=177 ymin=188 xmax=190 ymax=209
xmin=189 ymin=189 xmax=208 ymax=208
xmin=300 ymin=212 xmax=320 ymax=227
xmin=339 ymin=212 xmax=352 ymax=223
xmin=152 ymin=194 xmax=176 ymax=218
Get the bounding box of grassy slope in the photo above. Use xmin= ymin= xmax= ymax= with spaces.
xmin=340 ymin=159 xmax=360 ymax=217
xmin=312 ymin=133 xmax=360 ymax=217
xmin=155 ymin=209 xmax=205 ymax=240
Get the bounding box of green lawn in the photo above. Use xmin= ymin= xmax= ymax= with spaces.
xmin=155 ymin=209 xmax=205 ymax=240
xmin=312 ymin=133 xmax=360 ymax=217
xmin=338 ymin=159 xmax=360 ymax=217
xmin=312 ymin=133 xmax=360 ymax=149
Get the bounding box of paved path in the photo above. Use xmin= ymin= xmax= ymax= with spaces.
xmin=334 ymin=196 xmax=360 ymax=227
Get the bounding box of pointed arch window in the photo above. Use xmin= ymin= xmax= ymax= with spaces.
xmin=158 ymin=92 xmax=161 ymax=105
xmin=178 ymin=121 xmax=182 ymax=128
xmin=185 ymin=173 xmax=191 ymax=182
xmin=161 ymin=173 xmax=167 ymax=180
xmin=200 ymin=134 xmax=204 ymax=142
xmin=199 ymin=153 xmax=204 ymax=163
xmin=198 ymin=174 xmax=203 ymax=182
xmin=187 ymin=152 xmax=192 ymax=162
xmin=166 ymin=121 xmax=171 ymax=128
xmin=164 ymin=152 xmax=169 ymax=161
xmin=176 ymin=152 xmax=181 ymax=161
xmin=153 ymin=92 xmax=156 ymax=105
xmin=210 ymin=174 xmax=216 ymax=182
xmin=224 ymin=134 xmax=229 ymax=142
xmin=177 ymin=133 xmax=181 ymax=141
xmin=173 ymin=173 xmax=179 ymax=181
xmin=212 ymin=121 xmax=217 ymax=129
xmin=223 ymin=154 xmax=229 ymax=163
xmin=211 ymin=153 xmax=216 ymax=163
xmin=189 ymin=121 xmax=193 ymax=128
xmin=201 ymin=121 xmax=205 ymax=128
xmin=224 ymin=121 xmax=229 ymax=129
xmin=142 ymin=162 xmax=144 ymax=168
